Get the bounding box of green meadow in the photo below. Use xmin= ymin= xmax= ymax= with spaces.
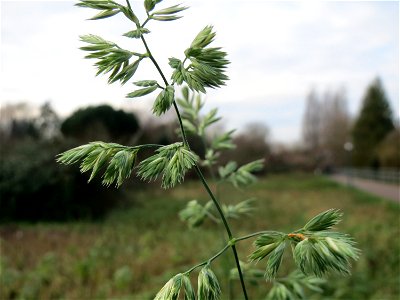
xmin=1 ymin=174 xmax=399 ymax=299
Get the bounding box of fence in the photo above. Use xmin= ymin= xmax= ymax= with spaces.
xmin=338 ymin=168 xmax=400 ymax=184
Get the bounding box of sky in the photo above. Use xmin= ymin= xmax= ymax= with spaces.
xmin=1 ymin=0 xmax=399 ymax=144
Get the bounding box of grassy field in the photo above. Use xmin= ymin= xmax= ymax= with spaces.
xmin=1 ymin=174 xmax=399 ymax=299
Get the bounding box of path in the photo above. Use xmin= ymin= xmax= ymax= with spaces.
xmin=330 ymin=174 xmax=399 ymax=203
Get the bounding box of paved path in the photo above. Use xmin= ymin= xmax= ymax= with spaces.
xmin=330 ymin=174 xmax=399 ymax=203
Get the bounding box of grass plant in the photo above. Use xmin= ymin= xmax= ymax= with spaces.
xmin=1 ymin=175 xmax=399 ymax=299
xmin=53 ymin=1 xmax=361 ymax=298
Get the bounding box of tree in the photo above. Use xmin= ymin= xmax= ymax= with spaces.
xmin=0 ymin=102 xmax=39 ymax=142
xmin=320 ymin=89 xmax=351 ymax=168
xmin=0 ymin=103 xmax=118 ymax=222
xmin=61 ymin=105 xmax=140 ymax=143
xmin=375 ymin=128 xmax=400 ymax=168
xmin=35 ymin=102 xmax=61 ymax=140
xmin=302 ymin=88 xmax=352 ymax=170
xmin=228 ymin=122 xmax=270 ymax=167
xmin=352 ymin=78 xmax=394 ymax=168
xmin=302 ymin=89 xmax=321 ymax=152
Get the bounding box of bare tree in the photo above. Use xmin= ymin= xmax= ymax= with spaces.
xmin=302 ymin=89 xmax=324 ymax=169
xmin=35 ymin=102 xmax=61 ymax=140
xmin=302 ymin=88 xmax=351 ymax=170
xmin=302 ymin=89 xmax=322 ymax=152
xmin=320 ymin=88 xmax=351 ymax=167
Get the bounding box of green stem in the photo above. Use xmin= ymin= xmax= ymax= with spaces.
xmin=205 ymin=211 xmax=221 ymax=224
xmin=192 ymin=165 xmax=249 ymax=299
xmin=236 ymin=231 xmax=270 ymax=242
xmin=200 ymin=133 xmax=218 ymax=186
xmin=128 ymin=143 xmax=164 ymax=150
xmin=140 ymin=36 xmax=169 ymax=86
xmin=186 ymin=230 xmax=275 ymax=275
xmin=185 ymin=244 xmax=230 ymax=274
xmin=142 ymin=17 xmax=150 ymax=27
xmin=140 ymin=34 xmax=249 ymax=300
xmin=173 ymin=102 xmax=191 ymax=147
xmin=193 ymin=165 xmax=233 ymax=236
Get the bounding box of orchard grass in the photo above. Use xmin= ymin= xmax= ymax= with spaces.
xmin=49 ymin=1 xmax=364 ymax=298
xmin=1 ymin=174 xmax=399 ymax=299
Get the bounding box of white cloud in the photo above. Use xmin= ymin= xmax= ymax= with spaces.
xmin=1 ymin=0 xmax=398 ymax=143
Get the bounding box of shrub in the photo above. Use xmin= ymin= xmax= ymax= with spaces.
xmin=0 ymin=139 xmax=117 ymax=222
xmin=61 ymin=104 xmax=140 ymax=143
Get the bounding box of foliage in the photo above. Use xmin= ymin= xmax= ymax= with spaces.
xmin=197 ymin=265 xmax=221 ymax=300
xmin=137 ymin=143 xmax=198 ymax=188
xmin=0 ymin=139 xmax=117 ymax=221
xmin=265 ymin=271 xmax=325 ymax=300
xmin=179 ymin=200 xmax=213 ymax=228
xmin=154 ymin=273 xmax=185 ymax=300
xmin=375 ymin=128 xmax=400 ymax=168
xmin=248 ymin=210 xmax=359 ymax=280
xmin=57 ymin=142 xmax=140 ymax=187
xmin=1 ymin=175 xmax=398 ymax=299
xmin=176 ymin=87 xmax=265 ymax=237
xmin=0 ymin=103 xmax=142 ymax=222
xmin=352 ymin=78 xmax=394 ymax=168
xmin=57 ymin=1 xmax=361 ymax=298
xmin=61 ymin=105 xmax=140 ymax=143
xmin=170 ymin=25 xmax=229 ymax=93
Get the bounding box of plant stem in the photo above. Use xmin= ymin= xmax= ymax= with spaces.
xmin=128 ymin=143 xmax=164 ymax=150
xmin=140 ymin=36 xmax=169 ymax=86
xmin=193 ymin=165 xmax=249 ymax=300
xmin=185 ymin=244 xmax=230 ymax=274
xmin=186 ymin=229 xmax=277 ymax=275
xmin=236 ymin=231 xmax=270 ymax=242
xmin=205 ymin=211 xmax=221 ymax=224
xmin=142 ymin=17 xmax=150 ymax=27
xmin=140 ymin=35 xmax=249 ymax=300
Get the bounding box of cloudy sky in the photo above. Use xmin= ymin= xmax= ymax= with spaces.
xmin=1 ymin=0 xmax=399 ymax=143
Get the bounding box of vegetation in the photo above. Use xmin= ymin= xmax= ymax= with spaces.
xmin=53 ymin=0 xmax=360 ymax=298
xmin=0 ymin=103 xmax=141 ymax=222
xmin=0 ymin=138 xmax=119 ymax=222
xmin=352 ymin=78 xmax=395 ymax=168
xmin=61 ymin=104 xmax=140 ymax=143
xmin=0 ymin=4 xmax=397 ymax=299
xmin=376 ymin=128 xmax=400 ymax=168
xmin=1 ymin=175 xmax=399 ymax=299
xmin=302 ymin=88 xmax=351 ymax=170
xmin=301 ymin=78 xmax=398 ymax=172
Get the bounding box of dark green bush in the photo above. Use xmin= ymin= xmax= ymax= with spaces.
xmin=0 ymin=139 xmax=118 ymax=222
xmin=61 ymin=105 xmax=140 ymax=143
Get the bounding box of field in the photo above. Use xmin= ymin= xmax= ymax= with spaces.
xmin=1 ymin=174 xmax=399 ymax=299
